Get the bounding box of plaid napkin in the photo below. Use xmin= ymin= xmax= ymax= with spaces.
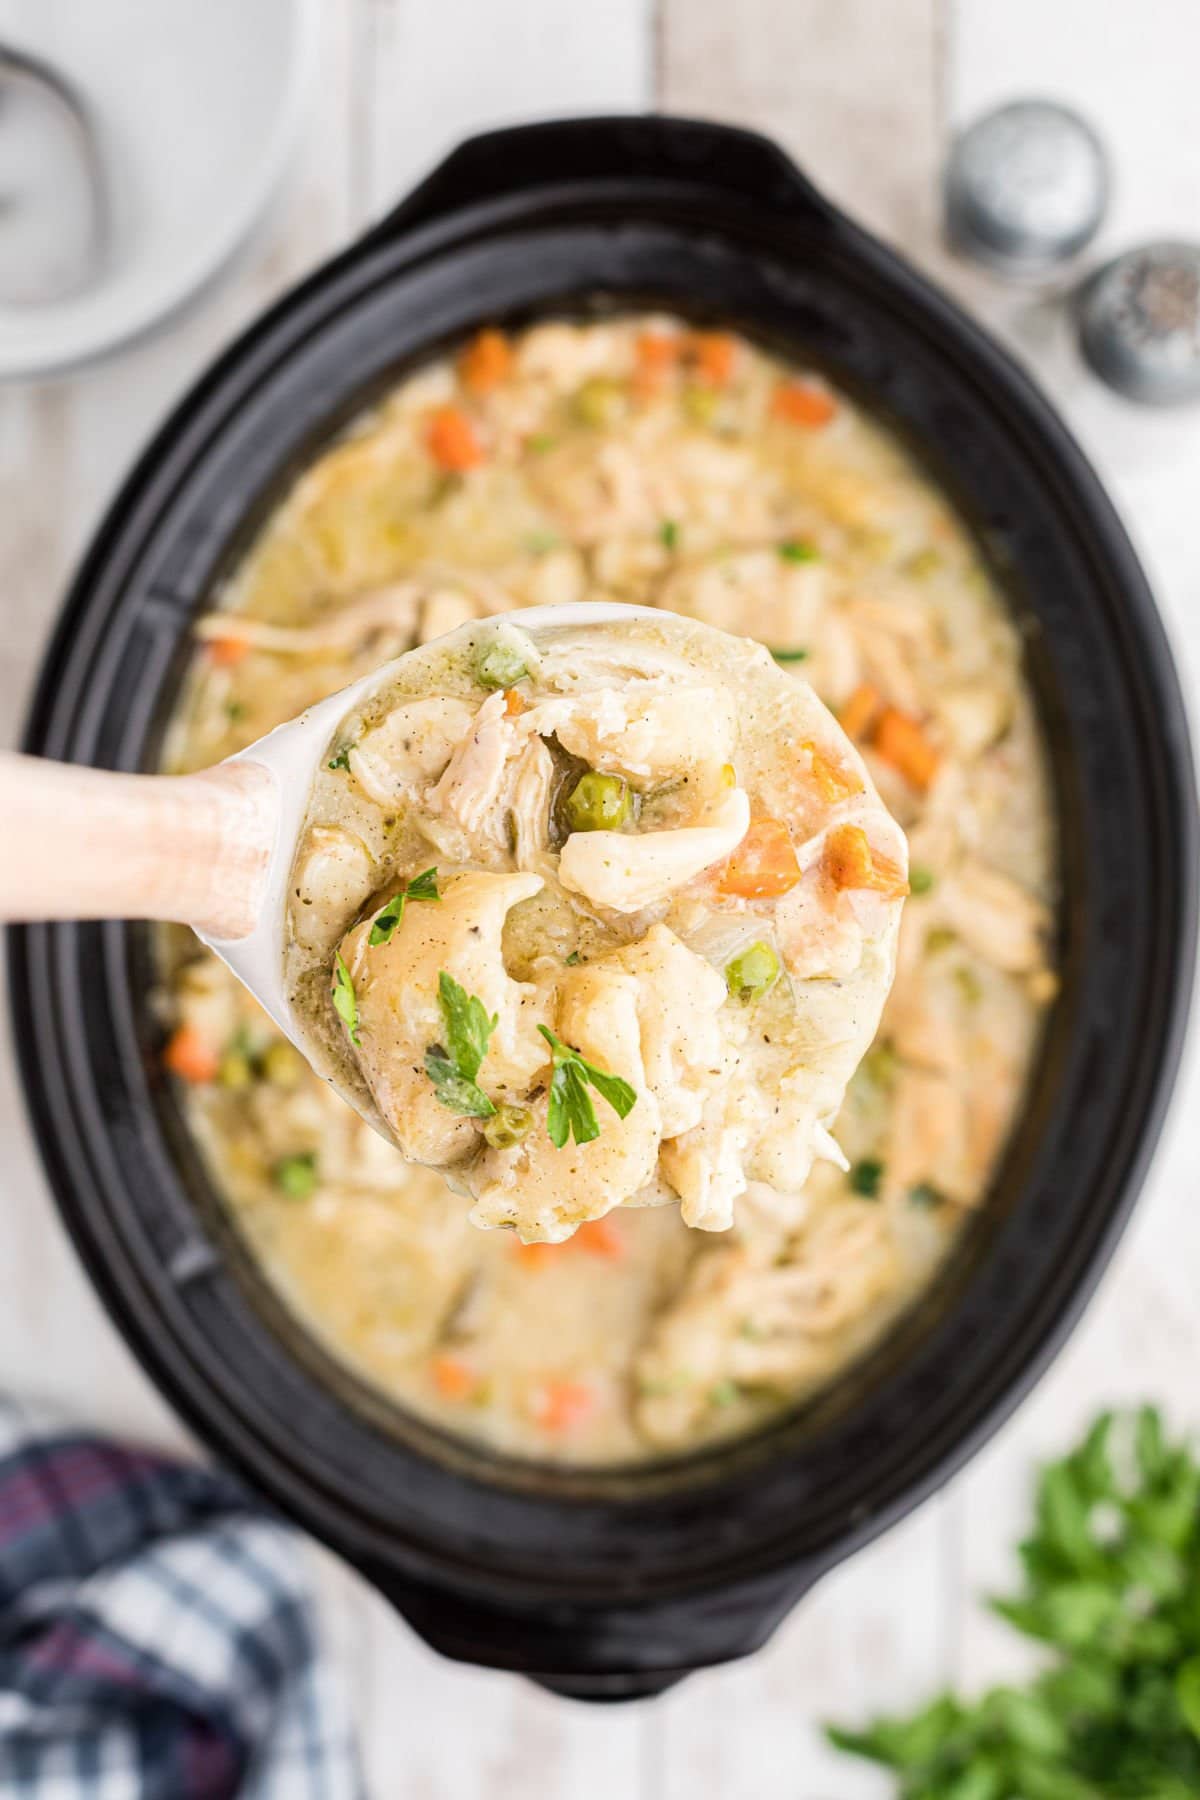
xmin=0 ymin=1399 xmax=363 ymax=1798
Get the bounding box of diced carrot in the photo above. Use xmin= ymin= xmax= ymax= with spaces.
xmin=163 ymin=1025 xmax=220 ymax=1085
xmin=574 ymin=1216 xmax=625 ymax=1260
xmin=686 ymin=331 xmax=737 ymax=387
xmin=716 ymin=817 xmax=802 ymax=899
xmin=839 ymin=683 xmax=881 ymax=742
xmin=430 ymin=1354 xmax=479 ymax=1403
xmin=427 ymin=405 xmax=485 ymax=471
xmin=824 ymin=824 xmax=909 ymax=899
xmin=635 ymin=331 xmax=680 ymax=373
xmin=207 ymin=635 xmax=249 ymax=667
xmin=873 ymin=706 xmax=940 ymax=793
xmin=514 ymin=1239 xmax=558 ymax=1269
xmin=803 ymin=741 xmax=865 ymax=804
xmin=771 ymin=381 xmax=838 ymax=428
xmin=533 ymin=1378 xmax=595 ymax=1434
xmin=458 ymin=328 xmax=512 ymax=394
xmin=503 ymin=687 xmax=526 ymax=718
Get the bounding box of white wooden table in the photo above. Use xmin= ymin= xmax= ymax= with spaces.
xmin=2 ymin=2 xmax=1199 ymax=1792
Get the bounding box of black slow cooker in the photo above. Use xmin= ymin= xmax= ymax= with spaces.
xmin=9 ymin=117 xmax=1198 ymax=1700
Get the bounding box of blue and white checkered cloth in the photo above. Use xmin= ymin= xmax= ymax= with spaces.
xmin=0 ymin=1400 xmax=363 ymax=1798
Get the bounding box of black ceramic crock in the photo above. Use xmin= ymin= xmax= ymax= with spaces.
xmin=9 ymin=117 xmax=1198 ymax=1701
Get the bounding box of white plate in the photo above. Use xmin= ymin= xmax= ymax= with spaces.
xmin=0 ymin=0 xmax=320 ymax=378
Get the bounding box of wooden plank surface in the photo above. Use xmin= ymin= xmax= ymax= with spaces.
xmin=2 ymin=0 xmax=1199 ymax=1794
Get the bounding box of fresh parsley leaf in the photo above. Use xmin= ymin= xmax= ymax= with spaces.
xmin=423 ymin=1048 xmax=496 ymax=1118
xmin=423 ymin=973 xmax=499 ymax=1116
xmin=538 ymin=1025 xmax=637 ymax=1149
xmin=769 ymin=646 xmax=809 ymax=663
xmin=368 ymin=867 xmax=440 ymax=946
xmin=660 ymin=518 xmax=680 ymax=550
xmin=829 ymin=1408 xmax=1200 ymax=1798
xmin=565 ymin=950 xmax=583 ymax=967
xmin=548 ymin=1058 xmax=600 ymax=1149
xmin=778 ymin=539 xmax=819 ymax=563
xmin=327 ymin=744 xmax=353 ymax=771
xmin=331 ymin=952 xmax=359 ymax=1043
xmin=438 ymin=972 xmax=496 ymax=1082
xmin=849 ymin=1157 xmax=884 ymax=1198
xmin=909 ymin=863 xmax=935 ymax=895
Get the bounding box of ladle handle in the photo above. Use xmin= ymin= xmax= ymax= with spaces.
xmin=0 ymin=752 xmax=276 ymax=939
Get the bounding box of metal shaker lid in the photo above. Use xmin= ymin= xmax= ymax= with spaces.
xmin=1077 ymin=242 xmax=1200 ymax=406
xmin=945 ymin=99 xmax=1109 ymax=278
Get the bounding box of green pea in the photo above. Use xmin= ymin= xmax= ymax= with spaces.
xmin=475 ymin=640 xmax=528 ymax=689
xmin=262 ymin=1040 xmax=305 ymax=1088
xmin=724 ymin=941 xmax=781 ymax=1003
xmin=572 ymin=377 xmax=625 ymax=428
xmin=273 ymin=1152 xmax=317 ymax=1199
xmin=682 ymin=384 xmax=719 ymax=426
xmin=482 ymin=1104 xmax=534 ymax=1151
xmin=563 ymin=771 xmax=633 ymax=833
xmin=218 ymin=1049 xmax=254 ymax=1091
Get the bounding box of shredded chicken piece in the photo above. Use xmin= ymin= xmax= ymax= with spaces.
xmin=427 ymin=690 xmax=529 ymax=854
xmin=559 ymin=785 xmax=751 ymax=914
xmin=348 ymin=696 xmax=476 ymax=807
xmin=195 ymin=585 xmax=420 ymax=655
xmin=939 ymin=858 xmax=1050 ymax=974
xmin=535 ymin=683 xmax=738 ymax=786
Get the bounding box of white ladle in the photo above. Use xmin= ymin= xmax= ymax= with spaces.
xmin=0 ymin=602 xmax=653 ymax=1056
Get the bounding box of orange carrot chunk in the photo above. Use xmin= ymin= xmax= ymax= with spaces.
xmin=207 ymin=635 xmax=249 ymax=668
xmin=686 ymin=331 xmax=737 ymax=386
xmin=533 ymin=1379 xmax=595 ymax=1434
xmin=716 ymin=818 xmax=803 ymax=900
xmin=873 ymin=706 xmax=940 ymax=793
xmin=824 ymin=824 xmax=909 ymax=899
xmin=839 ymin=683 xmax=881 ymax=742
xmin=574 ymin=1216 xmax=626 ymax=1260
xmin=427 ymin=405 xmax=485 ymax=471
xmin=430 ymin=1355 xmax=479 ymax=1403
xmin=503 ymin=687 xmax=526 ymax=718
xmin=635 ymin=331 xmax=680 ymax=373
xmin=458 ymin=328 xmax=512 ymax=394
xmin=803 ymin=741 xmax=865 ymax=804
xmin=514 ymin=1239 xmax=557 ymax=1269
xmin=771 ymin=381 xmax=838 ymax=428
xmin=163 ymin=1025 xmax=220 ymax=1085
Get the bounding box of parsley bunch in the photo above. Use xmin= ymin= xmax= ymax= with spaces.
xmin=829 ymin=1408 xmax=1200 ymax=1798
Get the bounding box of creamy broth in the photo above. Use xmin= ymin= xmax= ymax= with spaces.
xmin=161 ymin=316 xmax=1057 ymax=1463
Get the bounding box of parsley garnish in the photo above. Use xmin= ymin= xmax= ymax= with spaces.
xmin=660 ymin=519 xmax=680 ymax=550
xmin=424 ymin=972 xmax=497 ymax=1117
xmin=537 ymin=1025 xmax=637 ymax=1149
xmin=830 ymin=1408 xmax=1200 ymax=1798
xmin=909 ymin=863 xmax=935 ymax=895
xmin=327 ymin=744 xmax=353 ymax=771
xmin=778 ymin=539 xmax=819 ymax=563
xmin=331 ymin=952 xmax=359 ymax=1044
xmin=849 ymin=1157 xmax=884 ymax=1199
xmin=770 ymin=646 xmax=809 ymax=664
xmin=368 ymin=867 xmax=440 ymax=946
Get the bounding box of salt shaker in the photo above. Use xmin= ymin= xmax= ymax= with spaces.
xmin=944 ymin=99 xmax=1110 ymax=280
